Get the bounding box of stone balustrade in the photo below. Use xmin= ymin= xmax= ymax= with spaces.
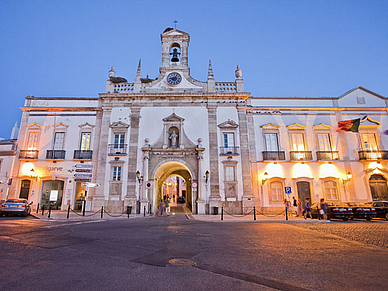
xmin=114 ymin=83 xmax=134 ymax=92
xmin=215 ymin=82 xmax=237 ymax=92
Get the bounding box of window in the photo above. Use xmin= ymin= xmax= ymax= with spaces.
xmin=290 ymin=133 xmax=306 ymax=151
xmin=27 ymin=132 xmax=39 ymax=150
xmin=225 ymin=166 xmax=235 ymax=182
xmin=114 ymin=133 xmax=125 ymax=148
xmin=80 ymin=132 xmax=91 ymax=150
xmin=270 ymin=181 xmax=284 ymax=202
xmin=317 ymin=133 xmax=332 ymax=151
xmin=54 ymin=132 xmax=65 ymax=150
xmin=223 ymin=133 xmax=235 ymax=148
xmin=265 ymin=133 xmax=279 ymax=151
xmin=324 ymin=181 xmax=338 ymax=200
xmin=112 ymin=166 xmax=121 ymax=181
xmin=362 ymin=133 xmax=378 ymax=151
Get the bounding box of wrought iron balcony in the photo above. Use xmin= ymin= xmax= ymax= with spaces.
xmin=73 ymin=150 xmax=93 ymax=160
xmin=290 ymin=151 xmax=313 ymax=161
xmin=220 ymin=146 xmax=240 ymax=155
xmin=316 ymin=151 xmax=339 ymax=161
xmin=46 ymin=150 xmax=66 ymax=160
xmin=19 ymin=150 xmax=39 ymax=159
xmin=358 ymin=150 xmax=388 ymax=161
xmin=262 ymin=151 xmax=286 ymax=161
xmin=108 ymin=144 xmax=128 ymax=155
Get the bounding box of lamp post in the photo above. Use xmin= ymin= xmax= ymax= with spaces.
xmin=136 ymin=171 xmax=143 ymax=214
xmin=205 ymin=170 xmax=209 ymax=184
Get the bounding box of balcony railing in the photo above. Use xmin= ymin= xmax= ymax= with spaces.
xmin=46 ymin=150 xmax=66 ymax=160
xmin=220 ymin=146 xmax=240 ymax=155
xmin=73 ymin=150 xmax=93 ymax=160
xmin=358 ymin=150 xmax=388 ymax=161
xmin=317 ymin=151 xmax=339 ymax=161
xmin=19 ymin=150 xmax=39 ymax=159
xmin=262 ymin=151 xmax=286 ymax=161
xmin=108 ymin=144 xmax=128 ymax=155
xmin=290 ymin=151 xmax=313 ymax=161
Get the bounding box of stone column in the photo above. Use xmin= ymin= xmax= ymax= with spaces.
xmin=247 ymin=111 xmax=259 ymax=208
xmin=125 ymin=107 xmax=141 ymax=212
xmin=140 ymin=149 xmax=149 ymax=213
xmin=93 ymin=108 xmax=111 ymax=210
xmin=207 ymin=106 xmax=221 ymax=210
xmin=196 ymin=149 xmax=206 ymax=214
xmin=237 ymin=106 xmax=254 ymax=208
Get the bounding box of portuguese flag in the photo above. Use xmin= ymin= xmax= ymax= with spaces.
xmin=337 ymin=118 xmax=361 ymax=132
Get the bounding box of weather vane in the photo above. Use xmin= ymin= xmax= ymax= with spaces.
xmin=173 ymin=20 xmax=178 ymax=29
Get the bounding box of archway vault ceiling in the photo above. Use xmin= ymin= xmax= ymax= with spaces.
xmin=155 ymin=161 xmax=192 ymax=183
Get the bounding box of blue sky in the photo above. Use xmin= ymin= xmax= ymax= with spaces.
xmin=0 ymin=0 xmax=387 ymax=138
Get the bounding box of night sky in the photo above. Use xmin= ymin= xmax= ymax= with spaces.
xmin=0 ymin=0 xmax=387 ymax=138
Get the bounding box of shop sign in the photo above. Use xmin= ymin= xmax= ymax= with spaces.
xmin=75 ymin=168 xmax=92 ymax=173
xmin=45 ymin=166 xmax=63 ymax=172
xmin=74 ymin=173 xmax=93 ymax=178
xmin=75 ymin=164 xmax=93 ymax=168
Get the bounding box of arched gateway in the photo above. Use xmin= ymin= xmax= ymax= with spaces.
xmin=142 ymin=113 xmax=205 ymax=214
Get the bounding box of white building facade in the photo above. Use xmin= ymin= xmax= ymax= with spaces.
xmin=6 ymin=28 xmax=388 ymax=214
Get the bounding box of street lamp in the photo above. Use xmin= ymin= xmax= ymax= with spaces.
xmin=343 ymin=171 xmax=352 ymax=184
xmin=205 ymin=170 xmax=209 ymax=183
xmin=136 ymin=171 xmax=143 ymax=183
xmin=261 ymin=172 xmax=268 ymax=186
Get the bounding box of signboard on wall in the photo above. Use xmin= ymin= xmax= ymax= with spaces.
xmin=50 ymin=190 xmax=58 ymax=201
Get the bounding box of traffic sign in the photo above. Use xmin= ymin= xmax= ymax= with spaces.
xmin=192 ymin=182 xmax=198 ymax=188
xmin=81 ymin=182 xmax=100 ymax=187
xmin=285 ymin=186 xmax=292 ymax=194
xmin=146 ymin=182 xmax=152 ymax=189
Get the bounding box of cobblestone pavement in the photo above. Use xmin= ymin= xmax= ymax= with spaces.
xmin=289 ymin=220 xmax=388 ymax=248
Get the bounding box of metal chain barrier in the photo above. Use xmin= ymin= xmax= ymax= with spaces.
xmin=70 ymin=208 xmax=101 ymax=217
xmin=103 ymin=209 xmax=127 ymax=217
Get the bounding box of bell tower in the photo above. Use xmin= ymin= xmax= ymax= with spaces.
xmin=160 ymin=28 xmax=190 ymax=72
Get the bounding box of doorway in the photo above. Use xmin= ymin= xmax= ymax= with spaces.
xmin=19 ymin=180 xmax=31 ymax=200
xmin=297 ymin=181 xmax=311 ymax=203
xmin=369 ymin=174 xmax=388 ymax=200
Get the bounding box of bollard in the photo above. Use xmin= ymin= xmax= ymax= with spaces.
xmin=36 ymin=203 xmax=40 ymax=214
xmin=285 ymin=206 xmax=288 ymax=220
xmin=221 ymin=207 xmax=224 ymax=221
xmin=67 ymin=205 xmax=70 ymax=219
xmin=82 ymin=200 xmax=86 ymax=216
xmin=149 ymin=204 xmax=152 ymax=215
xmin=254 ymin=206 xmax=256 ymax=221
xmin=48 ymin=205 xmax=51 ymax=218
xmin=144 ymin=206 xmax=146 ymax=217
xmin=101 ymin=206 xmax=104 ymax=219
xmin=42 ymin=205 xmax=45 ymax=216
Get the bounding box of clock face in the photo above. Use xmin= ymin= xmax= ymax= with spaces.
xmin=167 ymin=72 xmax=182 ymax=85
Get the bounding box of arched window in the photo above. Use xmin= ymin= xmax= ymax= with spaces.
xmin=270 ymin=181 xmax=284 ymax=202
xmin=324 ymin=181 xmax=338 ymax=201
xmin=369 ymin=174 xmax=388 ymax=200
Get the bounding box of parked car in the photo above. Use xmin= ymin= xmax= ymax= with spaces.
xmin=0 ymin=199 xmax=31 ymax=217
xmin=364 ymin=201 xmax=388 ymax=220
xmin=177 ymin=196 xmax=186 ymax=204
xmin=311 ymin=202 xmax=353 ymax=221
xmin=342 ymin=202 xmax=376 ymax=221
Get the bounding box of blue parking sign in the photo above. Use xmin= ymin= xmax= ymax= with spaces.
xmin=285 ymin=186 xmax=292 ymax=194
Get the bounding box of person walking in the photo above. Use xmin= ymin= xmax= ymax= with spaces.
xmin=293 ymin=196 xmax=297 ymax=216
xmin=297 ymin=199 xmax=303 ymax=217
xmin=304 ymin=198 xmax=312 ymax=219
xmin=320 ymin=198 xmax=328 ymax=220
xmin=155 ymin=199 xmax=164 ymax=217
xmin=164 ymin=196 xmax=170 ymax=216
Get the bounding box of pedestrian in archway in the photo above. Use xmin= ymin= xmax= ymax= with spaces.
xmin=164 ymin=196 xmax=170 ymax=216
xmin=320 ymin=198 xmax=328 ymax=220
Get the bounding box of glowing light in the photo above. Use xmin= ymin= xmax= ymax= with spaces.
xmin=320 ymin=164 xmax=340 ymax=178
xmin=21 ymin=162 xmax=35 ymax=176
xmin=292 ymin=163 xmax=312 ymax=178
xmin=372 ymin=168 xmax=380 ymax=175
xmin=368 ymin=162 xmax=381 ymax=169
xmin=266 ymin=163 xmax=284 ymax=178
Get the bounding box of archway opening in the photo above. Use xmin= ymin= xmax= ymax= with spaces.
xmin=153 ymin=161 xmax=192 ymax=214
xmin=369 ymin=174 xmax=388 ymax=200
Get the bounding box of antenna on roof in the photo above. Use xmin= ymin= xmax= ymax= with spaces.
xmin=173 ymin=20 xmax=178 ymax=29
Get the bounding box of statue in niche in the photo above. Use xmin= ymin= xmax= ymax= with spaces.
xmin=169 ymin=130 xmax=178 ymax=148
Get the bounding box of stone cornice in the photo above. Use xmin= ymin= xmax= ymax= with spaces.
xmin=20 ymin=107 xmax=101 ymax=112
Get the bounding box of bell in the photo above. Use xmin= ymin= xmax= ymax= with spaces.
xmin=170 ymin=48 xmax=180 ymax=62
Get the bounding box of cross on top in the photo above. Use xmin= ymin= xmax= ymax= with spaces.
xmin=173 ymin=20 xmax=178 ymax=29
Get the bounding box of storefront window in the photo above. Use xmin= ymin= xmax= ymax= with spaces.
xmin=40 ymin=180 xmax=64 ymax=210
